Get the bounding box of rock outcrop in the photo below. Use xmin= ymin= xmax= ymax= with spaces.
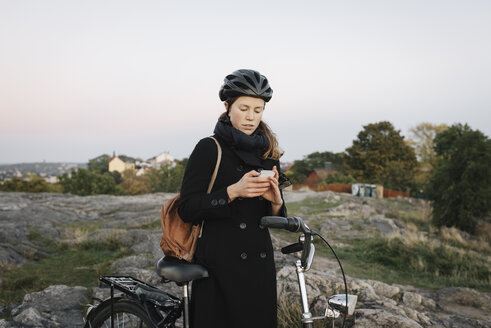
xmin=0 ymin=191 xmax=489 ymax=327
xmin=2 ymin=285 xmax=87 ymax=328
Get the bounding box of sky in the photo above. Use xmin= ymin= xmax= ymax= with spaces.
xmin=1 ymin=0 xmax=490 ymax=164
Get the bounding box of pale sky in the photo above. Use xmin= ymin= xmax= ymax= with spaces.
xmin=1 ymin=0 xmax=490 ymax=164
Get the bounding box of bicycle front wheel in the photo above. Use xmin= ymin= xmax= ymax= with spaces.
xmin=87 ymin=299 xmax=157 ymax=328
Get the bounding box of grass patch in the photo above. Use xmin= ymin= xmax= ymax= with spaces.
xmin=327 ymin=237 xmax=491 ymax=292
xmin=439 ymin=227 xmax=491 ymax=254
xmin=384 ymin=200 xmax=431 ymax=231
xmin=286 ymin=197 xmax=340 ymax=216
xmin=385 ymin=198 xmax=418 ymax=212
xmin=54 ymin=219 xmax=106 ymax=234
xmin=398 ymin=209 xmax=431 ymax=231
xmin=133 ymin=219 xmax=161 ymax=231
xmin=0 ymin=311 xmax=13 ymax=321
xmin=0 ymin=230 xmax=129 ymax=306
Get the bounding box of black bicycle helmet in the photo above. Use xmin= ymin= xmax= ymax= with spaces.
xmin=219 ymin=69 xmax=273 ymax=102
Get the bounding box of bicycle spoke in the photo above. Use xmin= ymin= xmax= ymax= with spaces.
xmin=96 ymin=311 xmax=151 ymax=328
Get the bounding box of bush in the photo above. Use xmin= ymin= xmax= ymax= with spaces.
xmin=427 ymin=124 xmax=490 ymax=234
xmin=58 ymin=168 xmax=124 ymax=196
xmin=119 ymin=169 xmax=151 ymax=195
xmin=0 ymin=175 xmax=59 ymax=193
xmin=323 ymin=173 xmax=357 ymax=184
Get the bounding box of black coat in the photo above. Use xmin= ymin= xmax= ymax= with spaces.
xmin=178 ymin=135 xmax=287 ymax=328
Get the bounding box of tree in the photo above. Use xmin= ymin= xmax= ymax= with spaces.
xmin=110 ymin=171 xmax=123 ymax=185
xmin=88 ymin=154 xmax=110 ymax=174
xmin=59 ymin=169 xmax=124 ymax=196
xmin=147 ymin=159 xmax=188 ymax=193
xmin=285 ymin=151 xmax=345 ymax=184
xmin=344 ymin=121 xmax=417 ymax=190
xmin=407 ymin=123 xmax=448 ymax=186
xmin=119 ymin=169 xmax=151 ymax=195
xmin=427 ymin=124 xmax=490 ymax=234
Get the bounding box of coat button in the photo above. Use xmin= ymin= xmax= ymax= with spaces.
xmin=218 ymin=198 xmax=226 ymax=205
xmin=259 ymin=224 xmax=265 ymax=229
xmin=240 ymin=252 xmax=247 ymax=260
xmin=211 ymin=199 xmax=218 ymax=206
xmin=260 ymin=252 xmax=267 ymax=259
xmin=238 ymin=197 xmax=243 ymax=201
xmin=258 ymin=196 xmax=264 ymax=200
xmin=239 ymin=222 xmax=247 ymax=229
xmin=236 ymin=165 xmax=244 ymax=172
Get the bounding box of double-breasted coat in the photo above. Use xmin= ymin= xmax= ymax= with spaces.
xmin=178 ymin=135 xmax=287 ymax=328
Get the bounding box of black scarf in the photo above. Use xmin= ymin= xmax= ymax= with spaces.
xmin=213 ymin=117 xmax=271 ymax=168
xmin=213 ymin=117 xmax=269 ymax=151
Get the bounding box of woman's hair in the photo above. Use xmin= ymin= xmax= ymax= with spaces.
xmin=257 ymin=120 xmax=283 ymax=160
xmin=219 ymin=105 xmax=283 ymax=160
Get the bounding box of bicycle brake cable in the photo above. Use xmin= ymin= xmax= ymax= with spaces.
xmin=311 ymin=230 xmax=348 ymax=328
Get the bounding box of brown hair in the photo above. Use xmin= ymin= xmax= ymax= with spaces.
xmin=218 ymin=111 xmax=283 ymax=160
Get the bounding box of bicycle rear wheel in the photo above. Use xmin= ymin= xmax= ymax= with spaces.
xmin=87 ymin=298 xmax=159 ymax=328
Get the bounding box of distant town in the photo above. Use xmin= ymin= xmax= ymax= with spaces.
xmin=0 ymin=151 xmax=179 ymax=183
xmin=0 ymin=150 xmax=294 ymax=184
xmin=0 ymin=162 xmax=87 ymax=183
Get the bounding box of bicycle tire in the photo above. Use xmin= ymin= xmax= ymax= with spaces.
xmin=86 ymin=298 xmax=159 ymax=328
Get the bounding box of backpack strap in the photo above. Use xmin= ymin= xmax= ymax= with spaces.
xmin=206 ymin=137 xmax=222 ymax=194
xmin=199 ymin=136 xmax=222 ymax=238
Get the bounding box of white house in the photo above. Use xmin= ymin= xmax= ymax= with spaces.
xmin=149 ymin=152 xmax=175 ymax=168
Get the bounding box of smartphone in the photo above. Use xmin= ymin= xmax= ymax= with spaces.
xmin=258 ymin=170 xmax=275 ymax=178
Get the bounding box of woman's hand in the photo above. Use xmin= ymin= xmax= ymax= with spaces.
xmin=227 ymin=170 xmax=271 ymax=201
xmin=261 ymin=166 xmax=283 ymax=209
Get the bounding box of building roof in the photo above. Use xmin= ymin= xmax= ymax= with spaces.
xmin=312 ymin=169 xmax=329 ymax=180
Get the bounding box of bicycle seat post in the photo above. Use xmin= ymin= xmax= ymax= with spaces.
xmin=110 ymin=282 xmax=115 ymax=328
xmin=183 ymin=282 xmax=190 ymax=328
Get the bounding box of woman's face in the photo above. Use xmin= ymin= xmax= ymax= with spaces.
xmin=227 ymin=96 xmax=265 ymax=135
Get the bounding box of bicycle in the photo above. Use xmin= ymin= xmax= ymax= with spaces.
xmin=84 ymin=216 xmax=357 ymax=328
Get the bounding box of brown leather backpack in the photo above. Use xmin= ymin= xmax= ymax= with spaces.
xmin=160 ymin=137 xmax=222 ymax=262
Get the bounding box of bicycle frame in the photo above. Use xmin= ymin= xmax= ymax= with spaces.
xmin=295 ymin=233 xmax=316 ymax=327
xmin=86 ymin=216 xmax=357 ymax=328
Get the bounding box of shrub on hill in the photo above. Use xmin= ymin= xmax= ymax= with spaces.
xmin=58 ymin=169 xmax=124 ymax=196
xmin=427 ymin=124 xmax=490 ymax=234
xmin=0 ymin=175 xmax=60 ymax=193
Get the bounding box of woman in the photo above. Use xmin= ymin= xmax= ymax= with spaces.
xmin=178 ymin=69 xmax=287 ymax=328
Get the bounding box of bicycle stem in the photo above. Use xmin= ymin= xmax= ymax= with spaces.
xmin=296 ymin=260 xmax=314 ymax=328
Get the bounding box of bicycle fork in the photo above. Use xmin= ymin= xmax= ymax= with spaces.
xmin=183 ymin=282 xmax=190 ymax=328
xmin=296 ymin=260 xmax=314 ymax=328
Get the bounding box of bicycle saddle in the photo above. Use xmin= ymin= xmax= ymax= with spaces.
xmin=156 ymin=257 xmax=209 ymax=284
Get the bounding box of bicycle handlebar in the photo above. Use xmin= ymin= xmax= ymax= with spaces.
xmin=260 ymin=216 xmax=311 ymax=234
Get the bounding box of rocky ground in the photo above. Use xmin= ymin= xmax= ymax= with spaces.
xmin=0 ymin=191 xmax=490 ymax=327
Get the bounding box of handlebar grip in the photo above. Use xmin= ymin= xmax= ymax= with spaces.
xmin=281 ymin=242 xmax=304 ymax=254
xmin=260 ymin=216 xmax=299 ymax=232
